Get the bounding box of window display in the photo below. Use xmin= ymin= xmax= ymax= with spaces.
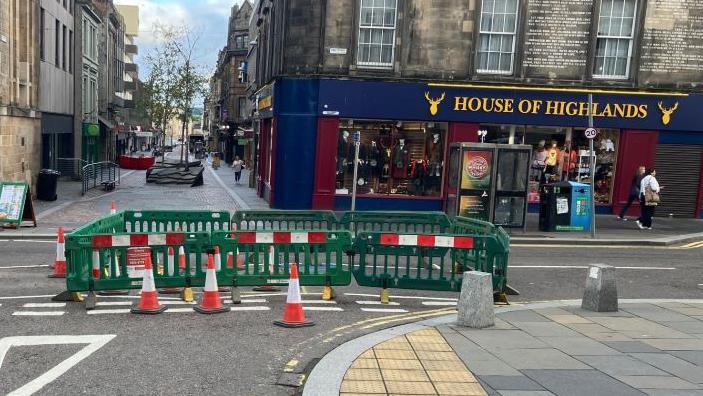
xmin=336 ymin=120 xmax=447 ymax=197
xmin=480 ymin=124 xmax=619 ymax=205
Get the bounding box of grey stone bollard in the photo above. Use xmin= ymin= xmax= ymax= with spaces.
xmin=581 ymin=264 xmax=618 ymax=312
xmin=457 ymin=271 xmax=495 ymax=328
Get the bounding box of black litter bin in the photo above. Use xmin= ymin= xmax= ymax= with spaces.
xmin=538 ymin=181 xmax=572 ymax=232
xmin=37 ymin=169 xmax=60 ymax=201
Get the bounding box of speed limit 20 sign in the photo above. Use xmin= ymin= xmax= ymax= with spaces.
xmin=584 ymin=128 xmax=598 ymax=139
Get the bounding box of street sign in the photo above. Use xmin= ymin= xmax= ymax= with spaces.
xmin=584 ymin=127 xmax=598 ymax=139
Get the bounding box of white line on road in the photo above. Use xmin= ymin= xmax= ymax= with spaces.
xmin=302 ymin=300 xmax=337 ymax=304
xmin=87 ymin=309 xmax=130 ymax=315
xmin=230 ymin=306 xmax=270 ymax=311
xmin=22 ymin=303 xmax=66 ymax=308
xmin=303 ymin=306 xmax=344 ymax=312
xmin=421 ymin=301 xmax=457 ymax=306
xmin=0 ymin=334 xmax=116 ymax=396
xmin=222 ymin=299 xmax=268 ymax=304
xmin=509 ymin=265 xmax=676 ymax=270
xmin=355 ymin=301 xmax=401 ymax=306
xmin=346 ymin=293 xmax=457 ymax=301
xmin=161 ymin=301 xmax=196 ymax=305
xmin=12 ymin=311 xmax=65 ymax=316
xmin=360 ymin=308 xmax=409 ymax=313
xmin=96 ymin=302 xmax=132 ymax=306
xmin=4 ymin=240 xmax=55 ymax=243
xmin=0 ymin=295 xmax=55 ymax=300
xmin=0 ymin=265 xmax=50 ymax=269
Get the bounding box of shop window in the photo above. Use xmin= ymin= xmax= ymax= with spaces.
xmin=357 ymin=0 xmax=397 ymax=68
xmin=593 ymin=0 xmax=637 ymax=79
xmin=477 ymin=0 xmax=519 ymax=75
xmin=480 ymin=124 xmax=620 ymax=205
xmin=336 ymin=120 xmax=447 ymax=197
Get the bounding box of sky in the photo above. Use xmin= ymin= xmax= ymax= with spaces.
xmin=114 ymin=0 xmax=244 ymax=90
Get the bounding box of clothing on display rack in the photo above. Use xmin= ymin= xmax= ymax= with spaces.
xmin=392 ymin=140 xmax=410 ymax=178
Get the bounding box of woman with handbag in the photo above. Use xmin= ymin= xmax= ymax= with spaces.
xmin=637 ymin=168 xmax=661 ymax=230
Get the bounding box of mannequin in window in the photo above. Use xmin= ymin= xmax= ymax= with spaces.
xmin=392 ymin=138 xmax=410 ymax=178
xmin=337 ymin=131 xmax=351 ymax=177
xmin=426 ymin=133 xmax=442 ymax=163
xmin=368 ymin=140 xmax=383 ymax=178
xmin=545 ymin=140 xmax=560 ymax=176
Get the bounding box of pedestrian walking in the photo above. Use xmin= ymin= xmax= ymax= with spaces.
xmin=618 ymin=165 xmax=646 ymax=220
xmin=637 ymin=168 xmax=661 ymax=230
xmin=232 ymin=156 xmax=244 ymax=185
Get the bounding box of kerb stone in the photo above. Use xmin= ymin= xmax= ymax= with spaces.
xmin=457 ymin=271 xmax=495 ymax=328
xmin=582 ymin=264 xmax=618 ymax=312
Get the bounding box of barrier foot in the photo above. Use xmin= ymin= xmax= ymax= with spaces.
xmin=231 ymin=286 xmax=241 ymax=305
xmin=493 ymin=292 xmax=509 ymax=305
xmin=274 ymin=320 xmax=315 ymax=328
xmin=181 ymin=287 xmax=194 ymax=303
xmin=97 ymin=289 xmax=130 ymax=296
xmin=52 ymin=291 xmax=83 ymax=302
xmin=85 ymin=291 xmax=97 ymax=310
xmin=253 ymin=285 xmax=281 ymax=292
xmin=505 ymin=284 xmax=520 ymax=296
xmin=380 ymin=288 xmax=390 ymax=304
xmin=322 ymin=285 xmax=334 ymax=301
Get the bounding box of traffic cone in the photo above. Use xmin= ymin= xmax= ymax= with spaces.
xmin=131 ymin=256 xmax=167 ymax=314
xmin=253 ymin=246 xmax=281 ymax=292
xmin=49 ymin=227 xmax=66 ymax=278
xmin=194 ymin=254 xmax=230 ymax=314
xmin=92 ymin=249 xmax=101 ymax=279
xmin=236 ymin=248 xmax=245 ymax=270
xmin=110 ymin=201 xmax=117 ymax=215
xmin=178 ymin=246 xmax=186 ymax=271
xmin=226 ymin=252 xmax=234 ymax=269
xmin=274 ymin=263 xmax=314 ymax=328
xmin=160 ymin=247 xmax=182 ymax=294
xmin=213 ymin=246 xmax=230 ymax=292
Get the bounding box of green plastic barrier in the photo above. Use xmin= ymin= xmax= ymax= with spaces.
xmin=124 ymin=210 xmax=230 ymax=233
xmin=71 ymin=212 xmax=126 ymax=236
xmin=232 ymin=210 xmax=339 ymax=231
xmin=339 ymin=211 xmax=452 ymax=237
xmin=352 ymin=231 xmax=507 ymax=292
xmin=211 ymin=229 xmax=353 ymax=287
xmin=65 ymin=231 xmax=219 ymax=292
xmin=451 ymin=216 xmax=496 ymax=235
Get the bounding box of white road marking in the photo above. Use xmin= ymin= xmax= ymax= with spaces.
xmin=346 ymin=293 xmax=457 ymax=302
xmin=231 ymin=306 xmax=270 ymax=311
xmin=361 ymin=308 xmax=409 ymax=313
xmin=12 ymin=311 xmax=65 ymax=316
xmin=303 ymin=306 xmax=344 ymax=312
xmin=87 ymin=309 xmax=130 ymax=315
xmin=509 ymin=265 xmax=676 ymax=270
xmin=422 ymin=301 xmax=457 ymax=306
xmin=165 ymin=308 xmax=196 ymax=313
xmin=302 ymin=300 xmax=337 ymax=304
xmin=0 ymin=295 xmax=57 ymax=300
xmin=355 ymin=300 xmax=401 ymax=306
xmin=161 ymin=301 xmax=197 ymax=305
xmin=88 ymin=294 xmax=181 ymax=300
xmin=95 ymin=302 xmax=132 ymax=306
xmin=222 ymin=299 xmax=267 ymax=304
xmin=0 ymin=334 xmax=116 ymax=396
xmin=0 ymin=265 xmax=50 ymax=269
xmin=22 ymin=303 xmax=66 ymax=308
xmin=241 ymin=292 xmax=318 ymax=297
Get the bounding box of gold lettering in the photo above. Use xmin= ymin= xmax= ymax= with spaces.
xmin=545 ymin=101 xmax=559 ymax=115
xmin=638 ymin=104 xmax=648 ymax=118
xmin=504 ymin=99 xmax=514 ymax=113
xmin=565 ymin=102 xmax=579 ymax=116
xmin=531 ymin=100 xmax=543 ymax=114
xmin=454 ymin=97 xmax=469 ymax=111
xmin=578 ymin=102 xmax=590 ymax=117
xmin=468 ymin=97 xmax=482 ymax=112
xmin=625 ymin=104 xmax=638 ymax=118
xmin=613 ymin=104 xmax=626 ymax=118
xmin=481 ymin=98 xmax=494 ymax=112
xmin=494 ymin=98 xmax=505 ymax=113
xmin=601 ymin=103 xmax=613 ymax=117
xmin=518 ymin=100 xmax=532 ymax=114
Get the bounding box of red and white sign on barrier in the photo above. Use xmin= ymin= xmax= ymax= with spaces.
xmin=379 ymin=234 xmax=474 ymax=249
xmin=126 ymin=247 xmax=151 ymax=278
xmin=236 ymin=231 xmax=327 ymax=244
xmin=92 ymin=233 xmax=185 ymax=248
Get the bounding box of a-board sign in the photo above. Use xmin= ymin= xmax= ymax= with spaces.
xmin=0 ymin=182 xmax=37 ymax=228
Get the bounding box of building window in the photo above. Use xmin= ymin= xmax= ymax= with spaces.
xmin=593 ymin=0 xmax=637 ymax=79
xmin=55 ymin=19 xmax=60 ymax=66
xmin=238 ymin=97 xmax=247 ymax=119
xmin=235 ymin=35 xmax=248 ymax=49
xmin=357 ymin=0 xmax=397 ymax=68
xmin=477 ymin=0 xmax=519 ymax=75
xmin=62 ymin=25 xmax=67 ymax=70
xmin=40 ymin=8 xmax=45 ymax=60
xmin=69 ymin=30 xmax=73 ymax=73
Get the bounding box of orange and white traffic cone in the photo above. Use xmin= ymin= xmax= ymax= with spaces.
xmin=253 ymin=246 xmax=281 ymax=292
xmin=49 ymin=227 xmax=66 ymax=278
xmin=194 ymin=254 xmax=230 ymax=314
xmin=160 ymin=247 xmax=182 ymax=294
xmin=110 ymin=201 xmax=117 ymax=215
xmin=236 ymin=248 xmax=246 ymax=270
xmin=131 ymin=256 xmax=167 ymax=314
xmin=178 ymin=246 xmax=186 ymax=271
xmin=274 ymin=263 xmax=314 ymax=328
xmin=92 ymin=249 xmax=101 ymax=279
xmin=226 ymin=252 xmax=234 ymax=269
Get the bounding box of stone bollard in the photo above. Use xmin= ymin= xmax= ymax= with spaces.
xmin=457 ymin=271 xmax=495 ymax=328
xmin=581 ymin=264 xmax=618 ymax=312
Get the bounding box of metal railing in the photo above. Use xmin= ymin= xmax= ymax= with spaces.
xmin=82 ymin=161 xmax=120 ymax=195
xmin=57 ymin=158 xmax=88 ymax=180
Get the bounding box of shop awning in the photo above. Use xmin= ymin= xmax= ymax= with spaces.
xmin=98 ymin=116 xmax=114 ymax=129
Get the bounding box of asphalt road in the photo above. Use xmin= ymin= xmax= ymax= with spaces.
xmin=1 ymin=240 xmax=702 ymax=395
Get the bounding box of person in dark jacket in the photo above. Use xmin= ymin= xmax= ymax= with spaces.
xmin=618 ymin=166 xmax=646 ymax=221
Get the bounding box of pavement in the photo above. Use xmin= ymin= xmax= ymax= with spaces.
xmin=306 ymin=300 xmax=703 ymax=396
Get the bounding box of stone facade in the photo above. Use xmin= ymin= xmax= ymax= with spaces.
xmin=0 ymin=0 xmax=42 ymax=187
xmin=252 ymin=0 xmax=703 ymax=90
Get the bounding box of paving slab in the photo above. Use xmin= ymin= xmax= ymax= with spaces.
xmin=513 ymin=323 xmax=581 ymax=338
xmin=477 ymin=375 xmax=545 ymax=391
xmin=659 ymin=321 xmax=703 ymax=334
xmin=671 ymin=351 xmax=703 ymax=366
xmin=497 ymin=311 xmax=552 ymax=323
xmin=537 ymin=337 xmax=621 ymax=355
xmin=622 ymin=305 xmax=699 ymax=323
xmin=497 ymin=392 xmax=555 ymax=396
xmin=630 ymin=353 xmax=703 ymax=384
xmin=521 ymin=369 xmax=646 ymax=396
xmin=641 ymin=339 xmax=703 ymax=351
xmin=574 ymin=355 xmax=668 ymax=376
xmin=603 ymin=341 xmax=663 ymax=353
xmin=455 ymin=330 xmax=548 ymax=351
xmin=490 ymin=349 xmax=591 ymax=370
xmin=614 ymin=376 xmax=702 ymax=390
xmin=642 ymin=390 xmax=703 ymax=396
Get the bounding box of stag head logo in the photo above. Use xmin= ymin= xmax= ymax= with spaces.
xmin=424 ymin=92 xmax=446 ymax=116
xmin=657 ymin=102 xmax=679 ymax=125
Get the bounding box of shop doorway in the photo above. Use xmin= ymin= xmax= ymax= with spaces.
xmin=654 ymin=144 xmax=703 ymax=218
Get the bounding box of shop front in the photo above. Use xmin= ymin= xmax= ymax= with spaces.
xmin=255 ymin=78 xmax=703 ymax=218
